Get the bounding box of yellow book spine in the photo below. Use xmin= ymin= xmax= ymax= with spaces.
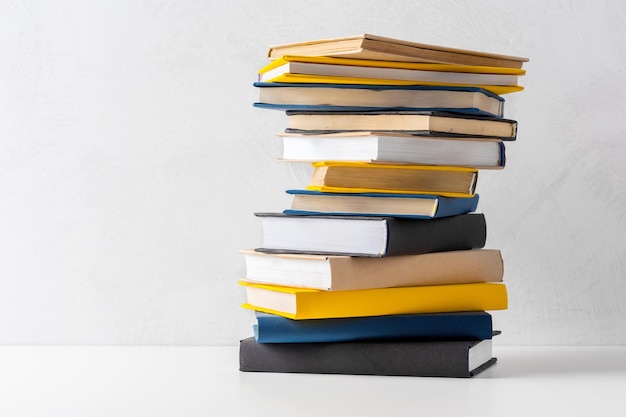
xmin=311 ymin=161 xmax=478 ymax=172
xmin=260 ymin=55 xmax=526 ymax=75
xmin=241 ymin=282 xmax=508 ymax=320
xmin=305 ymin=185 xmax=474 ymax=198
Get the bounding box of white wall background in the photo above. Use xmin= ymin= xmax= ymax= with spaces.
xmin=1 ymin=0 xmax=625 ymax=345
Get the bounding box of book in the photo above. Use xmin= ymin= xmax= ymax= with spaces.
xmin=254 ymin=212 xmax=486 ymax=257
xmin=279 ymin=132 xmax=505 ymax=169
xmin=284 ymin=190 xmax=479 ymax=218
xmin=252 ymin=311 xmax=495 ymax=343
xmin=308 ymin=162 xmax=478 ymax=197
xmin=240 ymin=248 xmax=503 ymax=290
xmin=239 ymin=337 xmax=496 ymax=377
xmin=240 ymin=280 xmax=508 ymax=319
xmin=286 ymin=110 xmax=517 ymax=139
xmin=259 ymin=55 xmax=524 ymax=95
xmin=267 ymin=33 xmax=529 ymax=69
xmin=254 ymin=82 xmax=505 ymax=117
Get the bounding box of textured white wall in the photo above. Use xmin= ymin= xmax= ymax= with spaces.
xmin=1 ymin=0 xmax=625 ymax=345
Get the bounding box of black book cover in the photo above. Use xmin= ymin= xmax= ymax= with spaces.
xmin=239 ymin=337 xmax=497 ymax=378
xmin=385 ymin=213 xmax=486 ymax=256
xmin=254 ymin=213 xmax=486 ymax=257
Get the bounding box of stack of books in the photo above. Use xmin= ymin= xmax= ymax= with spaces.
xmin=239 ymin=34 xmax=528 ymax=378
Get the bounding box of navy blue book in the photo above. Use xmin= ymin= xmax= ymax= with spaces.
xmin=253 ymin=82 xmax=505 ymax=118
xmin=252 ymin=311 xmax=494 ymax=344
xmin=283 ymin=190 xmax=479 ymax=219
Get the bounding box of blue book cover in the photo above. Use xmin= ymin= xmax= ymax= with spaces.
xmin=253 ymin=82 xmax=505 ymax=118
xmin=253 ymin=311 xmax=494 ymax=343
xmin=283 ymin=190 xmax=479 ymax=219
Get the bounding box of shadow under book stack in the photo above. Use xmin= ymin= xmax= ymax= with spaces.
xmin=239 ymin=34 xmax=528 ymax=378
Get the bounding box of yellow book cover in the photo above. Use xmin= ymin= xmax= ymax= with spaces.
xmin=259 ymin=56 xmax=526 ymax=75
xmin=258 ymin=56 xmax=524 ymax=95
xmin=307 ymin=162 xmax=478 ymax=198
xmin=239 ymin=281 xmax=508 ymax=320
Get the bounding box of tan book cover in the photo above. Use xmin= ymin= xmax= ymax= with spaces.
xmin=241 ymin=249 xmax=503 ymax=291
xmin=287 ymin=111 xmax=518 ymax=139
xmin=268 ymin=34 xmax=528 ymax=68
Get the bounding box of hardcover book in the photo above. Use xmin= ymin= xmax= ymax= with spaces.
xmin=267 ymin=33 xmax=529 ymax=69
xmin=239 ymin=337 xmax=497 ymax=377
xmin=240 ymin=280 xmax=508 ymax=319
xmin=307 ymin=162 xmax=478 ymax=197
xmin=259 ymin=55 xmax=524 ymax=95
xmin=254 ymin=212 xmax=486 ymax=257
xmin=252 ymin=311 xmax=495 ymax=343
xmin=284 ymin=190 xmax=479 ymax=218
xmin=254 ymin=82 xmax=505 ymax=117
xmin=286 ymin=110 xmax=518 ymax=139
xmin=240 ymin=248 xmax=503 ymax=290
xmin=279 ymin=132 xmax=506 ymax=169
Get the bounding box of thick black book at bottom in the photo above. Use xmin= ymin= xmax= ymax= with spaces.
xmin=239 ymin=337 xmax=496 ymax=378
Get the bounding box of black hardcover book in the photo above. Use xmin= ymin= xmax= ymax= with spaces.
xmin=254 ymin=213 xmax=486 ymax=257
xmin=239 ymin=337 xmax=497 ymax=378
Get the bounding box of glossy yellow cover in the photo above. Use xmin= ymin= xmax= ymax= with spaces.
xmin=240 ymin=281 xmax=508 ymax=320
xmin=308 ymin=162 xmax=478 ymax=198
xmin=259 ymin=55 xmax=526 ymax=75
xmin=258 ymin=56 xmax=524 ymax=95
xmin=305 ymin=185 xmax=474 ymax=198
xmin=312 ymin=161 xmax=479 ymax=171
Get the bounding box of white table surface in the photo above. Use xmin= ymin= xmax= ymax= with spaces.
xmin=0 ymin=345 xmax=624 ymax=417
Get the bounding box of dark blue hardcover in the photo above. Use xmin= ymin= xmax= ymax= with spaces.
xmin=253 ymin=311 xmax=493 ymax=343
